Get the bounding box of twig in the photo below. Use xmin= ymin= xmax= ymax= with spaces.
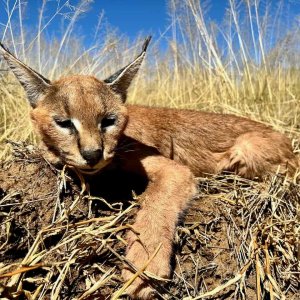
xmin=183 ymin=259 xmax=252 ymax=300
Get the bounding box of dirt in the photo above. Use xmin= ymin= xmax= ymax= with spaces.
xmin=0 ymin=143 xmax=298 ymax=299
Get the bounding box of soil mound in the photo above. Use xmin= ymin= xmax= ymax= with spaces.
xmin=0 ymin=142 xmax=299 ymax=299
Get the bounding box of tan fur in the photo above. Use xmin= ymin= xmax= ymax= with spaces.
xmin=1 ymin=38 xmax=298 ymax=299
xmin=30 ymin=76 xmax=128 ymax=168
xmin=125 ymin=105 xmax=299 ymax=179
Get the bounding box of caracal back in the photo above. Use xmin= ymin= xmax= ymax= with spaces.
xmin=125 ymin=105 xmax=299 ymax=179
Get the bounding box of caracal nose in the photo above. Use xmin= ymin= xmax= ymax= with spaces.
xmin=81 ymin=149 xmax=103 ymax=166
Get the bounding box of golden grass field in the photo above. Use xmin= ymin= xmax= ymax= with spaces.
xmin=0 ymin=0 xmax=299 ymax=299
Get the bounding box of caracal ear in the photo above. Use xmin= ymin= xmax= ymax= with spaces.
xmin=0 ymin=42 xmax=51 ymax=108
xmin=104 ymin=36 xmax=151 ymax=102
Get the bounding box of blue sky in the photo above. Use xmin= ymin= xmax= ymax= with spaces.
xmin=0 ymin=1 xmax=228 ymax=43
xmin=1 ymin=1 xmax=300 ymax=48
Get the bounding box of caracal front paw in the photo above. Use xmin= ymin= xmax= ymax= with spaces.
xmin=122 ymin=234 xmax=172 ymax=299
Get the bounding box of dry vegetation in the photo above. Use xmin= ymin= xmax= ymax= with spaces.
xmin=0 ymin=142 xmax=299 ymax=299
xmin=0 ymin=0 xmax=299 ymax=299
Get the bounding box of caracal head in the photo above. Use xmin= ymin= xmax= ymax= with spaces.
xmin=0 ymin=37 xmax=151 ymax=173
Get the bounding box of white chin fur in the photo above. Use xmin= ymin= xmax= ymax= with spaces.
xmin=78 ymin=158 xmax=112 ymax=175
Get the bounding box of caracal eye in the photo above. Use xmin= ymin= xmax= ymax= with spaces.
xmin=54 ymin=117 xmax=74 ymax=130
xmin=100 ymin=115 xmax=117 ymax=130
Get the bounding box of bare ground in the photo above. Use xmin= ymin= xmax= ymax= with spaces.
xmin=0 ymin=142 xmax=299 ymax=300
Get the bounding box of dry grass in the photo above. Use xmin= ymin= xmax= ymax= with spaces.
xmin=0 ymin=0 xmax=300 ymax=299
xmin=0 ymin=143 xmax=299 ymax=299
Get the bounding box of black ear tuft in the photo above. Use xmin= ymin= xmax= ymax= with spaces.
xmin=142 ymin=36 xmax=152 ymax=52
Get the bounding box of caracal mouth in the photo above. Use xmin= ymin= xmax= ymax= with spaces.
xmin=77 ymin=158 xmax=112 ymax=175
